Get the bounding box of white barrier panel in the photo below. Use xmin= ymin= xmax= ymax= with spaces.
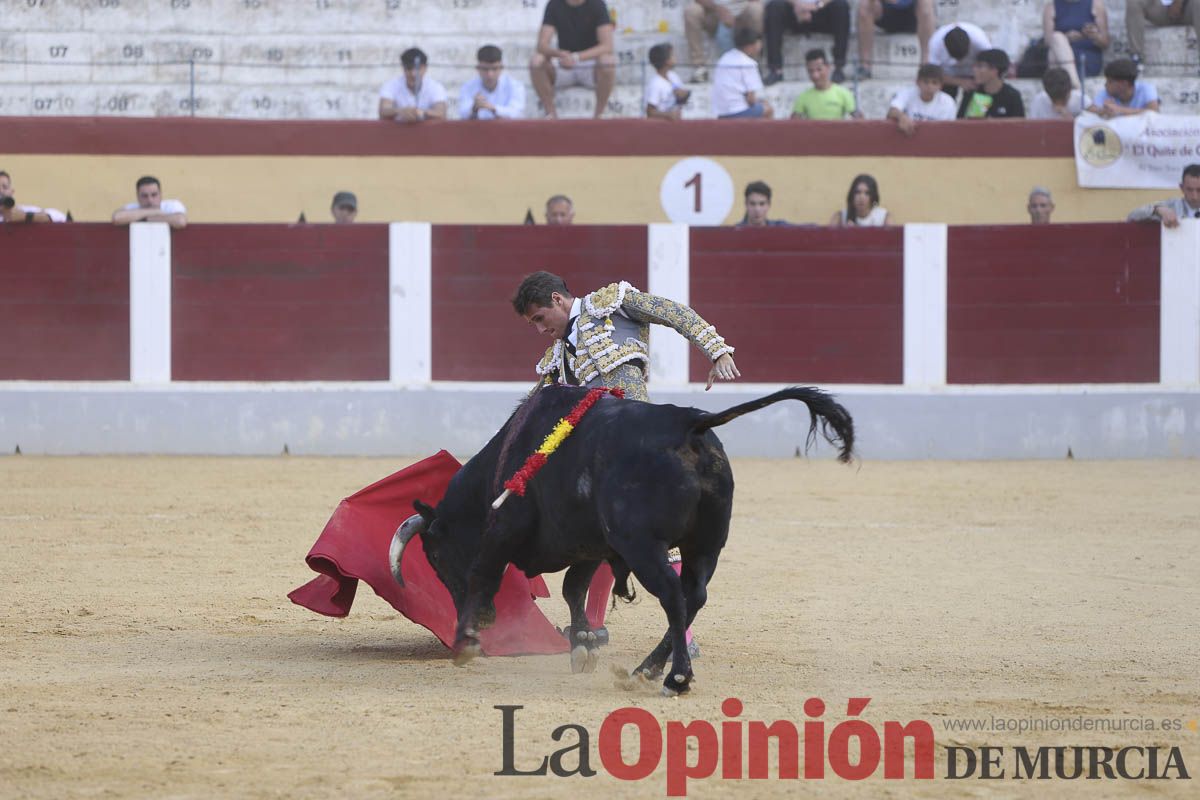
xmin=129 ymin=222 xmax=171 ymax=384
xmin=647 ymin=223 xmax=690 ymax=388
xmin=389 ymin=222 xmax=432 ymax=384
xmin=902 ymin=223 xmax=948 ymax=387
xmin=1160 ymin=221 xmax=1200 ymax=385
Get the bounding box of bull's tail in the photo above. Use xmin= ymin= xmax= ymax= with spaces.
xmin=689 ymin=386 xmax=855 ymax=463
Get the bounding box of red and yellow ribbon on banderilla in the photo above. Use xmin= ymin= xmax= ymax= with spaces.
xmin=492 ymin=386 xmax=624 ymax=509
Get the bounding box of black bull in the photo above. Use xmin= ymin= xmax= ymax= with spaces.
xmin=390 ymin=385 xmax=854 ymax=694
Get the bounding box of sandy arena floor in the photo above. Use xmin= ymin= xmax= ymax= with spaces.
xmin=1 ymin=455 xmax=1197 ymax=799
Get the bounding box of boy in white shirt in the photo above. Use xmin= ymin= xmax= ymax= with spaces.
xmin=1029 ymin=67 xmax=1089 ymax=120
xmin=645 ymin=43 xmax=691 ymax=119
xmin=457 ymin=44 xmax=526 ymax=120
xmin=887 ymin=63 xmax=957 ymax=135
xmin=712 ymin=26 xmax=774 ymax=118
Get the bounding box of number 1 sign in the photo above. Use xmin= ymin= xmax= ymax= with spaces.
xmin=659 ymin=157 xmax=735 ymax=225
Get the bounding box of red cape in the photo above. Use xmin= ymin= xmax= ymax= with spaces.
xmin=287 ymin=450 xmax=569 ymax=656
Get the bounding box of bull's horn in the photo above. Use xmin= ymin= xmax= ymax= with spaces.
xmin=389 ymin=513 xmax=427 ymax=588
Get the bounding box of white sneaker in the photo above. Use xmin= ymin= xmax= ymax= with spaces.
xmin=689 ymin=67 xmax=709 ymax=84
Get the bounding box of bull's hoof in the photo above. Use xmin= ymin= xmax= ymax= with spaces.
xmin=452 ymin=639 xmax=482 ymax=667
xmin=662 ymin=671 xmax=693 ymax=695
xmin=570 ymin=644 xmax=599 ymax=674
xmin=633 ymin=657 xmax=665 ymax=679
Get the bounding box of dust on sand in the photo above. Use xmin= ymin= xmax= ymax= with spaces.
xmin=2 ymin=456 xmax=1196 ymax=798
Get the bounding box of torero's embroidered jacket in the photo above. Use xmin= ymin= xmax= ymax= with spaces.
xmin=535 ymin=281 xmax=734 ymax=387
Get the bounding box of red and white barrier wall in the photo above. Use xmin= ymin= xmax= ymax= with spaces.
xmin=1 ymin=221 xmax=1197 ymax=458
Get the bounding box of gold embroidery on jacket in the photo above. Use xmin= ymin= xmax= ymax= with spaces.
xmin=531 ymin=282 xmax=734 ymax=387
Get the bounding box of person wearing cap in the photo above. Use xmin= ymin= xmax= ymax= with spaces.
xmin=331 ymin=191 xmax=358 ymax=224
xmin=957 ymin=49 xmax=1025 ymax=118
xmin=379 ymin=47 xmax=447 ymax=123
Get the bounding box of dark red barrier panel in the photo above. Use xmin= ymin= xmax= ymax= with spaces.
xmin=6 ymin=117 xmax=1071 ymax=158
xmin=0 ymin=224 xmax=129 ymax=380
xmin=947 ymin=223 xmax=1160 ymax=383
xmin=689 ymin=227 xmax=904 ymax=383
xmin=171 ymin=225 xmax=389 ymax=381
xmin=431 ymin=226 xmax=648 ymax=381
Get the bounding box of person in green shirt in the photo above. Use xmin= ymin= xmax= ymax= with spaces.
xmin=790 ymin=48 xmax=861 ymax=119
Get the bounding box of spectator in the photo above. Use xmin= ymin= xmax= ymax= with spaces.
xmin=1044 ymin=0 xmax=1109 ymax=90
xmin=1125 ymin=0 xmax=1200 ymax=71
xmin=684 ymin=1 xmax=764 ymax=83
xmin=379 ymin=48 xmax=447 ymax=123
xmin=331 ymin=191 xmax=357 ymax=224
xmin=530 ymin=0 xmax=616 ymax=119
xmin=646 ymin=43 xmax=691 ymax=119
xmin=0 ymin=170 xmax=66 ymax=224
xmin=713 ymin=26 xmax=774 ymax=118
xmin=546 ymin=194 xmax=575 ymax=224
xmin=1127 ymin=164 xmax=1200 ymax=227
xmin=763 ymin=0 xmax=851 ymax=85
xmin=887 ymin=63 xmax=957 ymax=135
xmin=458 ymin=45 xmax=526 ymax=120
xmin=928 ymin=22 xmax=991 ymax=97
xmin=791 ymin=48 xmax=860 ymax=118
xmin=1088 ymin=58 xmax=1159 ymax=117
xmin=856 ymin=1 xmax=936 ymax=79
xmin=737 ymin=180 xmax=790 ymax=225
xmin=111 ymin=176 xmax=186 ymax=229
xmin=958 ymin=49 xmax=1026 ymax=118
xmin=1028 ymin=187 xmax=1055 ymax=224
xmin=830 ymin=174 xmax=890 ymax=226
xmin=1029 ymin=66 xmax=1090 ymax=119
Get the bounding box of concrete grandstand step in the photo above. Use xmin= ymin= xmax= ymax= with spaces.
xmin=20 ymin=32 xmax=95 ymax=84
xmin=5 ymin=0 xmax=1200 ymax=121
xmin=1139 ymin=76 xmax=1200 ymax=113
xmin=1130 ymin=27 xmax=1199 ymax=75
xmin=0 ymin=84 xmax=32 ymax=116
xmin=77 ymin=0 xmax=213 ymax=35
xmin=1 ymin=0 xmax=84 ymax=35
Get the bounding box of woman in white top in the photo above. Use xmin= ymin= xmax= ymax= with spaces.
xmin=829 ymin=174 xmax=891 ymax=226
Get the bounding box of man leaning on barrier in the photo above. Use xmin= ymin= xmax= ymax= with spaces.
xmin=379 ymin=48 xmax=448 ymax=123
xmin=111 ymin=176 xmax=187 ymax=230
xmin=0 ymin=170 xmax=66 ymax=224
xmin=1128 ymin=164 xmax=1200 ymax=228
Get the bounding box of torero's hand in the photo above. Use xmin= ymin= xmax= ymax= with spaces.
xmin=706 ymin=353 xmax=741 ymax=390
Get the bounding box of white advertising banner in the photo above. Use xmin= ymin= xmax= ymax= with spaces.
xmin=1075 ymin=112 xmax=1200 ymax=189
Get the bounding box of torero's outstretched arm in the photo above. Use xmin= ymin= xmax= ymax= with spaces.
xmin=619 ymin=290 xmax=741 ymax=389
